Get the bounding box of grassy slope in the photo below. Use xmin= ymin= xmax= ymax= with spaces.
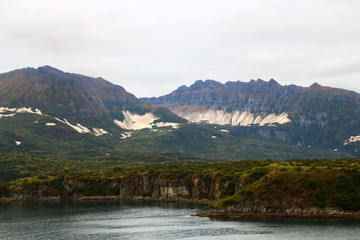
xmin=116 ymin=124 xmax=353 ymax=160
xmin=0 ymin=114 xmax=355 ymax=182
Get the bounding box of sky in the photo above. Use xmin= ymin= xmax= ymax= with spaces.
xmin=1 ymin=0 xmax=360 ymax=97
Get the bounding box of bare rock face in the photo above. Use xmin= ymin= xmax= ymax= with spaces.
xmin=142 ymin=79 xmax=360 ymax=150
xmin=153 ymin=178 xmax=191 ymax=200
xmin=116 ymin=175 xmax=229 ymax=201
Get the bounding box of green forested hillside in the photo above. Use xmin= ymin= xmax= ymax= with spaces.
xmin=2 ymin=159 xmax=360 ymax=215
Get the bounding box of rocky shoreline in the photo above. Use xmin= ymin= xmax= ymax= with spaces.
xmin=0 ymin=195 xmax=214 ymax=205
xmin=2 ymin=195 xmax=360 ymax=219
xmin=3 ymin=159 xmax=360 ymax=220
xmin=196 ymin=212 xmax=360 ymax=219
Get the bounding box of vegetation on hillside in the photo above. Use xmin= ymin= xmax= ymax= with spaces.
xmin=212 ymin=159 xmax=360 ymax=211
xmin=0 ymin=152 xmax=214 ymax=182
xmin=2 ymin=158 xmax=360 ymax=212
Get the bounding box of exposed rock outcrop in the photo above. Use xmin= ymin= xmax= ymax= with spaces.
xmin=10 ymin=175 xmax=231 ymax=202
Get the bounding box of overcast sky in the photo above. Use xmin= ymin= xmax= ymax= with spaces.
xmin=1 ymin=0 xmax=360 ymax=97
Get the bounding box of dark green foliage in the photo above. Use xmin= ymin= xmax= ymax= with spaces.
xmin=141 ymin=186 xmax=154 ymax=197
xmin=67 ymin=181 xmax=116 ymax=196
xmin=0 ymin=182 xmax=10 ymax=197
xmin=331 ymin=194 xmax=353 ymax=210
xmin=313 ymin=190 xmax=326 ymax=208
xmin=221 ymin=181 xmax=236 ymax=196
xmin=239 ymin=189 xmax=253 ymax=197
xmin=308 ymin=181 xmax=318 ymax=189
xmin=335 ymin=175 xmax=355 ymax=192
xmin=271 ymin=178 xmax=283 ymax=185
xmin=0 ymin=152 xmax=214 ymax=182
xmin=222 ymin=198 xmax=238 ymax=206
xmin=4 ymin=158 xmax=360 ymax=213
xmin=248 ymin=167 xmax=269 ymax=181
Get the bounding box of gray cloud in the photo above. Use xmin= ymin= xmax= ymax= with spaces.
xmin=1 ymin=0 xmax=360 ymax=97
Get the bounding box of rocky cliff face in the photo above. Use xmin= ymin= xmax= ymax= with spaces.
xmin=118 ymin=176 xmax=232 ymax=201
xmin=10 ymin=175 xmax=233 ymax=202
xmin=143 ymin=79 xmax=360 ymax=152
xmin=144 ymin=79 xmax=360 ymax=117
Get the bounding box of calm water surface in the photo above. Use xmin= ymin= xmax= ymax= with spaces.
xmin=0 ymin=200 xmax=359 ymax=240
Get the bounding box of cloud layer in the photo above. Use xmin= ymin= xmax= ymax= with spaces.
xmin=1 ymin=0 xmax=360 ymax=97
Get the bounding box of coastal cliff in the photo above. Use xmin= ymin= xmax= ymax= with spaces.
xmin=3 ymin=159 xmax=360 ymax=218
xmin=9 ymin=173 xmax=230 ymax=203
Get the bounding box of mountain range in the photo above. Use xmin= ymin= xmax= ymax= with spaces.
xmin=1 ymin=66 xmax=359 ymax=162
xmin=143 ymin=79 xmax=360 ymax=153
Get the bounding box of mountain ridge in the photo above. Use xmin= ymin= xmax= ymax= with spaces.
xmin=0 ymin=66 xmax=358 ymax=164
xmin=142 ymin=79 xmax=360 ymax=153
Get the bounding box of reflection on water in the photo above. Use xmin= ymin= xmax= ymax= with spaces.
xmin=0 ymin=200 xmax=359 ymax=240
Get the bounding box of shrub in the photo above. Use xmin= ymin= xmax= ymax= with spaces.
xmin=222 ymin=198 xmax=238 ymax=206
xmin=0 ymin=182 xmax=10 ymax=197
xmin=248 ymin=167 xmax=269 ymax=181
xmin=331 ymin=194 xmax=352 ymax=210
xmin=221 ymin=181 xmax=236 ymax=196
xmin=308 ymin=181 xmax=317 ymax=189
xmin=271 ymin=178 xmax=283 ymax=185
xmin=239 ymin=189 xmax=253 ymax=197
xmin=292 ymin=188 xmax=304 ymax=195
xmin=312 ymin=190 xmax=326 ymax=208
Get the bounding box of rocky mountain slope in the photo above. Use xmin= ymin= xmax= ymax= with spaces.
xmin=0 ymin=66 xmax=188 ymax=154
xmin=143 ymin=79 xmax=360 ymax=155
xmin=0 ymin=66 xmax=356 ymax=162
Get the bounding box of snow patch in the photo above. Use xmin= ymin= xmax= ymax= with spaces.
xmin=344 ymin=135 xmax=360 ymax=145
xmin=55 ymin=118 xmax=109 ymax=136
xmin=120 ymin=132 xmax=132 ymax=139
xmin=154 ymin=122 xmax=179 ymax=128
xmin=0 ymin=107 xmax=43 ymax=118
xmin=15 ymin=141 xmax=21 ymax=146
xmin=114 ymin=111 xmax=159 ymax=130
xmin=171 ymin=107 xmax=291 ymax=126
xmin=220 ymin=129 xmax=229 ymax=133
xmin=0 ymin=107 xmax=109 ymax=137
xmin=92 ymin=128 xmax=109 ymax=136
xmin=0 ymin=113 xmax=16 ymax=118
xmin=15 ymin=107 xmax=43 ymax=115
xmin=63 ymin=119 xmax=91 ymax=134
xmin=0 ymin=107 xmax=16 ymax=113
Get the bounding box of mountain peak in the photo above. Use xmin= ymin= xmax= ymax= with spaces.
xmin=310 ymin=82 xmax=322 ymax=88
xmin=269 ymin=79 xmax=279 ymax=85
xmin=189 ymin=79 xmax=223 ymax=91
xmin=37 ymin=65 xmax=65 ymax=75
xmin=0 ymin=66 xmax=141 ymax=121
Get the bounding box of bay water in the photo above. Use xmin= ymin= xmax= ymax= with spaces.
xmin=0 ymin=200 xmax=359 ymax=240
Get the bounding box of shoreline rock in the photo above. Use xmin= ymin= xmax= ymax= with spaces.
xmin=196 ymin=212 xmax=360 ymax=219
